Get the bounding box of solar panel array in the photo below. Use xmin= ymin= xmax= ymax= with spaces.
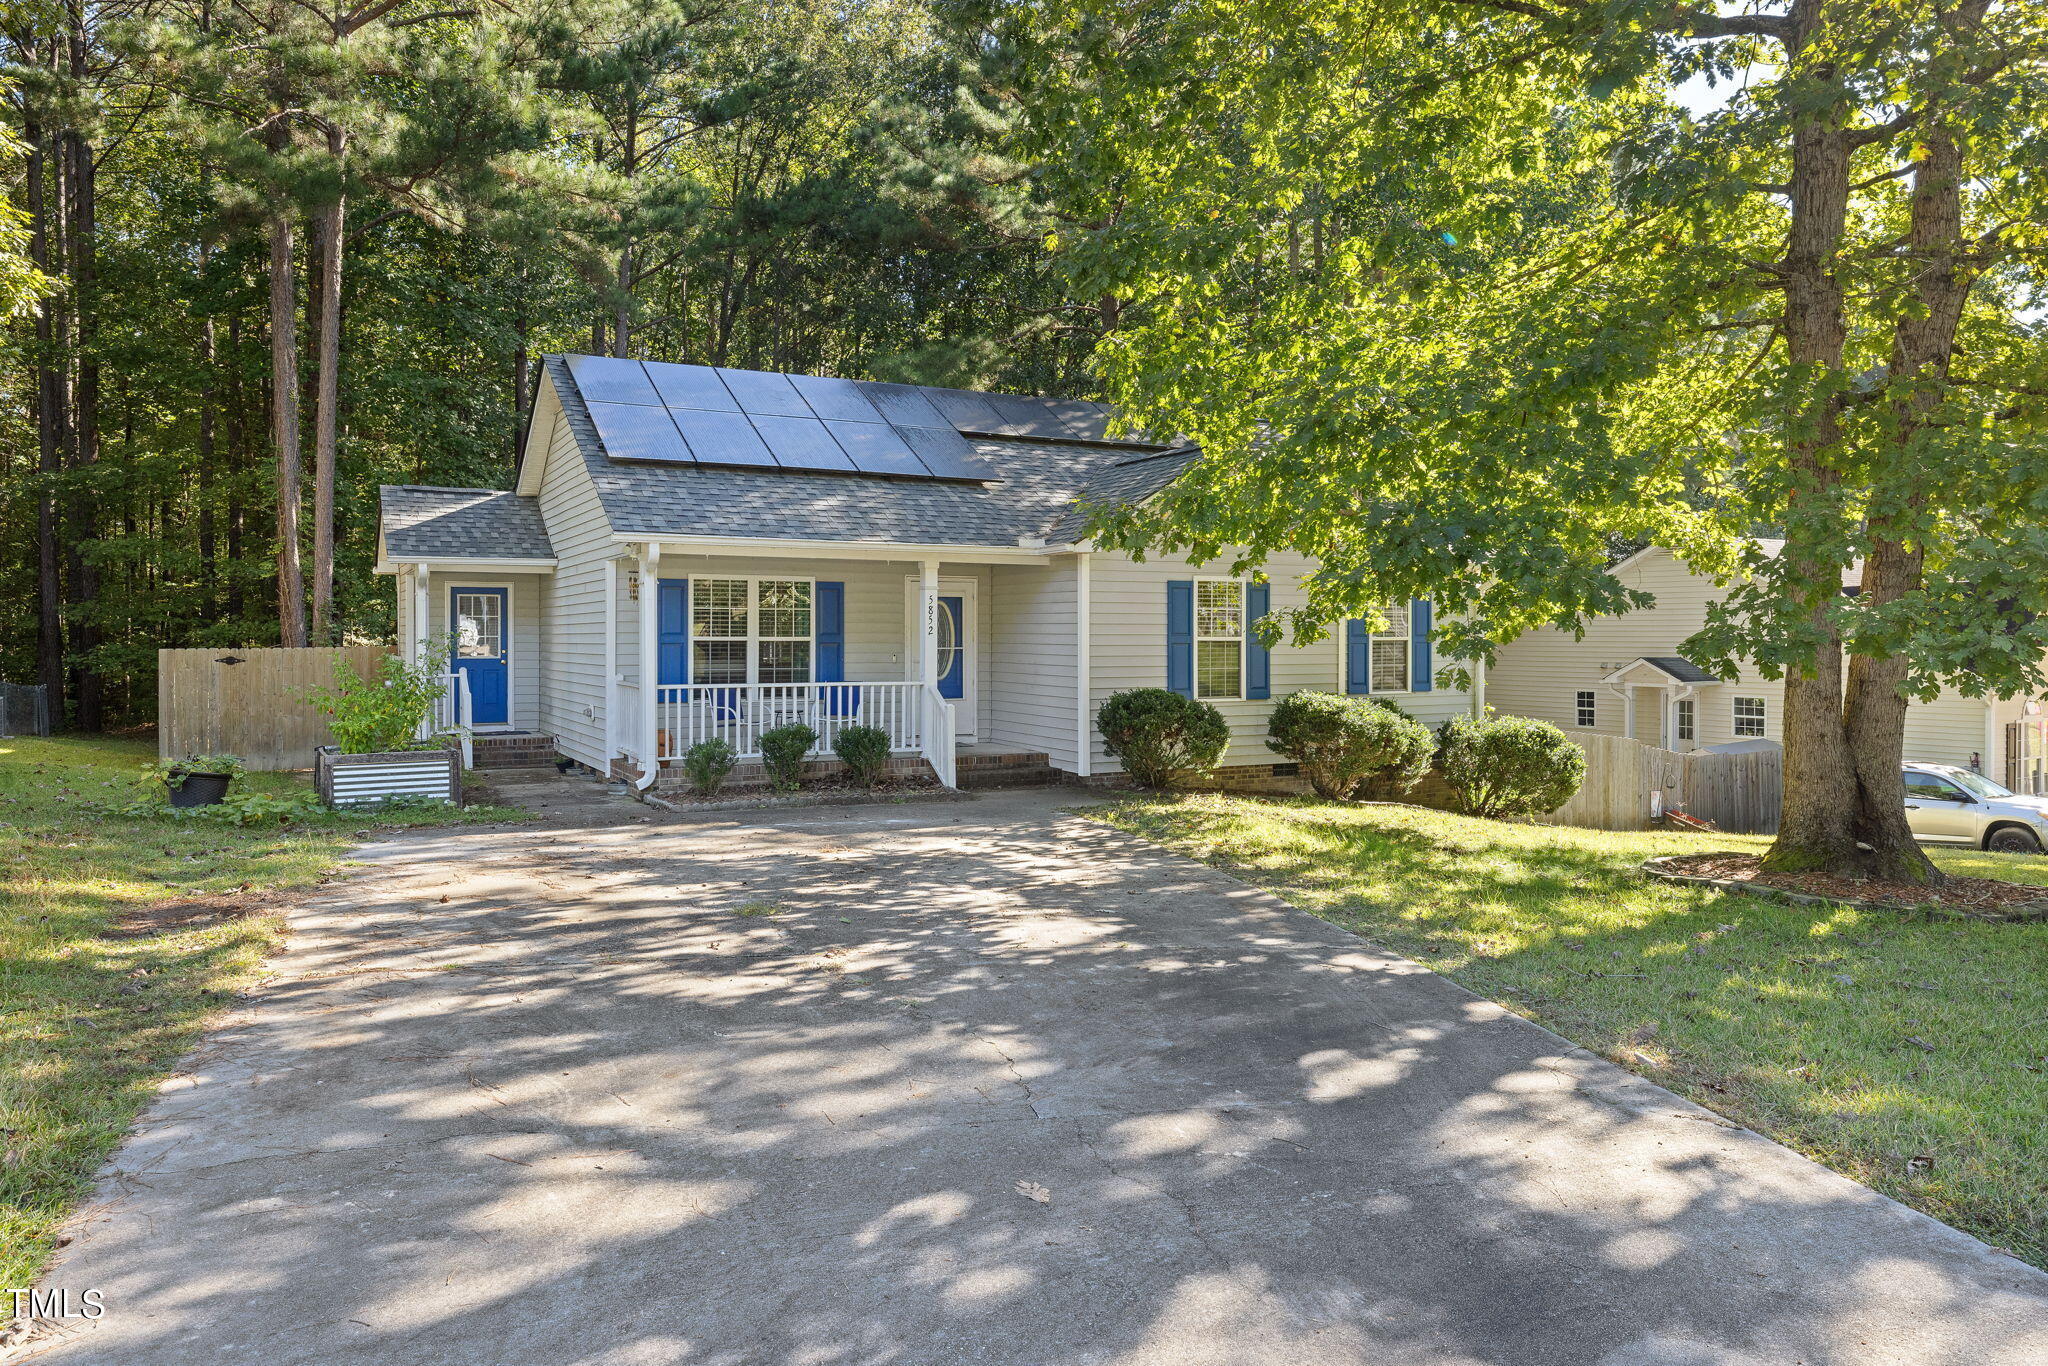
xmin=566 ymin=355 xmax=1135 ymax=482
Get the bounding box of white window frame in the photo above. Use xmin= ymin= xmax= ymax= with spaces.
xmin=1575 ymin=689 xmax=1597 ymax=728
xmin=1733 ymin=695 xmax=1766 ymax=738
xmin=689 ymin=576 xmax=816 ymax=686
xmin=1369 ymin=603 xmax=1411 ymax=694
xmin=1675 ymin=697 xmax=1695 ymax=742
xmin=1194 ymin=577 xmax=1245 ymax=701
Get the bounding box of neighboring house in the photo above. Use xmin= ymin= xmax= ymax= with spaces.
xmin=375 ymin=354 xmax=1474 ymax=789
xmin=1488 ymin=544 xmax=2048 ymax=793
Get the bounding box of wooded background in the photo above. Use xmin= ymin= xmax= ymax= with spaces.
xmin=2 ymin=0 xmax=1101 ymax=729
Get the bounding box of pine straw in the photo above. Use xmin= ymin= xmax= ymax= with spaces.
xmin=1657 ymin=851 xmax=2048 ymax=921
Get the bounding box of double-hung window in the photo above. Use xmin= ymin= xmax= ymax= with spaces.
xmin=1370 ymin=604 xmax=1410 ymax=692
xmin=1675 ymin=697 xmax=1695 ymax=743
xmin=691 ymin=578 xmax=813 ymax=685
xmin=1195 ymin=580 xmax=1244 ymax=700
xmin=1575 ymin=690 xmax=1597 ymax=728
xmin=1734 ymin=695 xmax=1766 ymax=738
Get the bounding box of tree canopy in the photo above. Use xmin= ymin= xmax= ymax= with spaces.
xmin=989 ymin=0 xmax=2048 ymax=877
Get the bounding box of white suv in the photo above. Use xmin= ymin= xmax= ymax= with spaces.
xmin=1902 ymin=763 xmax=2048 ymax=854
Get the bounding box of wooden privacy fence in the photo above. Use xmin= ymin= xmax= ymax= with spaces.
xmin=1542 ymin=733 xmax=1781 ymax=834
xmin=159 ymin=646 xmax=392 ymax=770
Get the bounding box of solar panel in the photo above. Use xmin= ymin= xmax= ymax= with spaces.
xmin=924 ymin=388 xmax=1003 ymax=432
xmin=586 ymin=401 xmax=691 ymax=464
xmin=823 ymin=420 xmax=929 ymax=477
xmin=899 ymin=426 xmax=995 ymax=481
xmin=670 ymin=408 xmax=778 ymax=467
xmin=750 ymin=415 xmax=856 ymax=471
xmin=567 ymin=355 xmax=661 ymax=407
xmin=985 ymin=394 xmax=1069 ymax=439
xmin=716 ymin=368 xmax=813 ymax=418
xmin=787 ymin=374 xmax=884 ymax=424
xmin=642 ymin=361 xmax=738 ymax=412
xmin=858 ymin=382 xmax=950 ymax=430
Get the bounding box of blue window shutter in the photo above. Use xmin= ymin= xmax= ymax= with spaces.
xmin=1166 ymin=580 xmax=1194 ymax=697
xmin=1410 ymin=599 xmax=1434 ymax=692
xmin=1346 ymin=618 xmax=1370 ymax=694
xmin=1244 ymin=582 xmax=1271 ymax=700
xmin=815 ymin=581 xmax=845 ymax=683
xmin=657 ymin=579 xmax=689 ymax=685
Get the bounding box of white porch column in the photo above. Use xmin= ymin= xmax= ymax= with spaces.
xmin=917 ymin=558 xmax=941 ymax=690
xmin=1624 ymin=689 xmax=1637 ymax=741
xmin=1074 ymin=552 xmax=1092 ymax=777
xmin=635 ymin=542 xmax=661 ymax=789
xmin=602 ymin=556 xmax=619 ymax=772
xmin=411 ymin=564 xmax=430 ymax=666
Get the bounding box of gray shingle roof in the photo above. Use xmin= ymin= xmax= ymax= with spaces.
xmin=380 ymin=486 xmax=554 ymax=561
xmin=542 ymin=354 xmax=1177 ymax=548
xmin=1044 ymin=447 xmax=1201 ymax=545
xmin=1640 ymin=655 xmax=1719 ymax=683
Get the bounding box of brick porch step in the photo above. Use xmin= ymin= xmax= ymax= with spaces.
xmin=470 ymin=733 xmax=558 ymax=770
xmin=955 ymin=749 xmax=1061 ymax=790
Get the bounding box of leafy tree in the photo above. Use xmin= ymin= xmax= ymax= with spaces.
xmin=1001 ymin=0 xmax=2048 ymax=881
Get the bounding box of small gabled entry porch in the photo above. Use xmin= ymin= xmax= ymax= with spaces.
xmin=608 ymin=540 xmax=1078 ymax=792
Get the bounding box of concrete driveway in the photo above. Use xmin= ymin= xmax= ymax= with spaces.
xmin=22 ymin=789 xmax=2048 ymax=1365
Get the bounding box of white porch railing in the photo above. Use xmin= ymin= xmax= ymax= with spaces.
xmin=420 ymin=670 xmax=474 ymax=770
xmin=650 ymin=680 xmax=955 ymax=784
xmin=653 ymin=681 xmax=921 ymax=760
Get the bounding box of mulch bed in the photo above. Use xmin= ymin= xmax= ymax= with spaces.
xmin=1649 ymin=852 xmax=2048 ymax=921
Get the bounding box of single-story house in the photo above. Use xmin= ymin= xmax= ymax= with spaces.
xmin=375 ymin=354 xmax=1476 ymax=789
xmin=1487 ymin=543 xmax=2048 ymax=794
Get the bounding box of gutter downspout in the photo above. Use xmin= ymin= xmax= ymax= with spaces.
xmin=602 ymin=556 xmax=617 ymax=779
xmin=635 ymin=541 xmax=661 ymax=792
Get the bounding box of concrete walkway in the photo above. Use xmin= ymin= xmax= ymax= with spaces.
xmin=22 ymin=791 xmax=2048 ymax=1365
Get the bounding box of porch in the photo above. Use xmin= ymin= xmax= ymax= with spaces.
xmin=605 ymin=545 xmax=1086 ymax=791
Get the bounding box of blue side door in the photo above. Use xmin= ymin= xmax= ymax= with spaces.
xmin=450 ymin=587 xmax=510 ymax=726
xmin=937 ymin=595 xmax=965 ymax=700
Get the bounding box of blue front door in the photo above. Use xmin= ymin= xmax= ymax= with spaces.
xmin=937 ymin=595 xmax=965 ymax=700
xmin=450 ymin=587 xmax=510 ymax=726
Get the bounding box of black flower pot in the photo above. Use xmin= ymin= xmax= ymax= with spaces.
xmin=167 ymin=770 xmax=233 ymax=808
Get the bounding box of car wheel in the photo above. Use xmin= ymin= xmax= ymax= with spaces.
xmin=1985 ymin=825 xmax=2045 ymax=855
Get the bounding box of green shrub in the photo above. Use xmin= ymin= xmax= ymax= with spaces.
xmin=681 ymin=738 xmax=738 ymax=798
xmin=832 ymin=725 xmax=892 ymax=788
xmin=1266 ymin=692 xmax=1434 ymax=800
xmin=1096 ymin=688 xmax=1230 ymax=789
xmin=759 ymin=723 xmax=818 ymax=791
xmin=1435 ymin=714 xmax=1586 ymax=819
xmin=300 ymin=645 xmax=452 ymax=754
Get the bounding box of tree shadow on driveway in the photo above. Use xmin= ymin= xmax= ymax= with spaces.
xmin=23 ymin=793 xmax=2048 ymax=1366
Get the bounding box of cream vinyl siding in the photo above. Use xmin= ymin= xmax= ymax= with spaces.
xmin=1489 ymin=546 xmax=2031 ymax=773
xmin=1086 ymin=550 xmax=1471 ymax=772
xmin=533 ymin=408 xmax=616 ymax=768
xmin=989 ymin=560 xmax=1081 ymax=768
xmin=423 ymin=574 xmax=544 ymax=732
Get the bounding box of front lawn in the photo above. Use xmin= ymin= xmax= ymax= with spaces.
xmin=1087 ymin=795 xmax=2048 ymax=1268
xmin=0 ymin=735 xmax=523 ymax=1289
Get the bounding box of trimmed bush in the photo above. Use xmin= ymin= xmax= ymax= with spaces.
xmin=759 ymin=723 xmax=818 ymax=791
xmin=1096 ymin=688 xmax=1230 ymax=789
xmin=1266 ymin=692 xmax=1434 ymax=800
xmin=832 ymin=725 xmax=892 ymax=788
xmin=1435 ymin=714 xmax=1586 ymax=819
xmin=680 ymin=738 xmax=738 ymax=799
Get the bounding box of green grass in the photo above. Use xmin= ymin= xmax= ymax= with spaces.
xmin=1086 ymin=794 xmax=2048 ymax=1267
xmin=0 ymin=734 xmax=524 ymax=1288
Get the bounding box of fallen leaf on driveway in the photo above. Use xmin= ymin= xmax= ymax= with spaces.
xmin=1016 ymin=1180 xmax=1051 ymax=1205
